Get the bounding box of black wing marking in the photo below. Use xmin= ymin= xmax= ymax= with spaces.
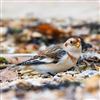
xmin=21 ymin=60 xmax=50 ymax=65
xmin=13 ymin=56 xmax=55 ymax=66
xmin=56 ymin=50 xmax=67 ymax=59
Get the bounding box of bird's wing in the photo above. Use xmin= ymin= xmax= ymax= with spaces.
xmin=19 ymin=45 xmax=67 ymax=65
xmin=39 ymin=44 xmax=67 ymax=59
xmin=9 ymin=45 xmax=67 ymax=67
xmin=19 ymin=55 xmax=56 ymax=65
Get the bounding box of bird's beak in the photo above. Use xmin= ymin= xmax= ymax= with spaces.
xmin=75 ymin=42 xmax=80 ymax=48
xmin=75 ymin=39 xmax=80 ymax=48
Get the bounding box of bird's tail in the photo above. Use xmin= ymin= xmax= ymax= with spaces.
xmin=7 ymin=55 xmax=39 ymax=70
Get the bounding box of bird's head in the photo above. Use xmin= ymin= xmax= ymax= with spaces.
xmin=64 ymin=37 xmax=81 ymax=48
xmin=63 ymin=37 xmax=82 ymax=58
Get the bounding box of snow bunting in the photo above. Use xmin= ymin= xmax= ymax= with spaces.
xmin=8 ymin=37 xmax=82 ymax=74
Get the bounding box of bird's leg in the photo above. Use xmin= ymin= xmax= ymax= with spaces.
xmin=6 ymin=55 xmax=39 ymax=70
xmin=74 ymin=65 xmax=81 ymax=73
xmin=90 ymin=62 xmax=96 ymax=70
xmin=40 ymin=72 xmax=54 ymax=78
xmin=47 ymin=72 xmax=55 ymax=76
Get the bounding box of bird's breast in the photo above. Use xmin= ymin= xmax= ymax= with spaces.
xmin=57 ymin=54 xmax=77 ymax=69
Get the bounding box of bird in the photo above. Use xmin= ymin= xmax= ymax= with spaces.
xmin=7 ymin=37 xmax=82 ymax=74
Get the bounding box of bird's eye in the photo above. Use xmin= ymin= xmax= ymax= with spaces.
xmin=70 ymin=41 xmax=73 ymax=44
